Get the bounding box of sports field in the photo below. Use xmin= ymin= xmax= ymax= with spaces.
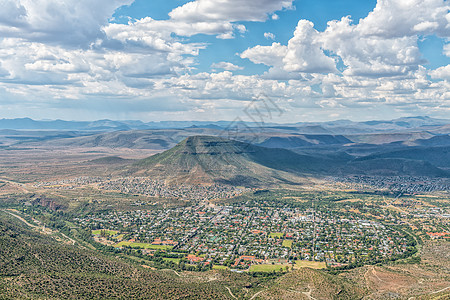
xmin=91 ymin=229 xmax=119 ymax=236
xmin=282 ymin=240 xmax=293 ymax=248
xmin=115 ymin=241 xmax=173 ymax=250
xmin=294 ymin=260 xmax=326 ymax=269
xmin=162 ymin=257 xmax=181 ymax=263
xmin=269 ymin=232 xmax=283 ymax=238
xmin=248 ymin=264 xmax=290 ymax=272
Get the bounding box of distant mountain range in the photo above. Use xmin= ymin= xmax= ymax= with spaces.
xmin=1 ymin=116 xmax=449 ymax=133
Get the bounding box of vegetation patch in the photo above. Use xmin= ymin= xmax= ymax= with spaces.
xmin=282 ymin=239 xmax=293 ymax=248
xmin=111 ymin=233 xmax=125 ymax=240
xmin=212 ymin=265 xmax=228 ymax=270
xmin=115 ymin=241 xmax=173 ymax=250
xmin=269 ymin=232 xmax=284 ymax=238
xmin=91 ymin=229 xmax=118 ymax=236
xmin=248 ymin=264 xmax=291 ymax=272
xmin=294 ymin=260 xmax=326 ymax=269
xmin=162 ymin=257 xmax=181 ymax=263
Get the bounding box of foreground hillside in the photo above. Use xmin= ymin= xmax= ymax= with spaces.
xmin=0 ymin=212 xmax=238 ymax=299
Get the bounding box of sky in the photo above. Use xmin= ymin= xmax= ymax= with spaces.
xmin=0 ymin=0 xmax=448 ymax=123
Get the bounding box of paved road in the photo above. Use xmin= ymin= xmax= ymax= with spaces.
xmin=2 ymin=209 xmax=38 ymax=228
xmin=0 ymin=177 xmax=31 ymax=193
xmin=225 ymin=287 xmax=237 ymax=299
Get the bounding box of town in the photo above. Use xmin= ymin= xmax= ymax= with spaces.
xmin=34 ymin=176 xmax=251 ymax=201
xmin=32 ymin=175 xmax=449 ymax=273
xmin=73 ymin=191 xmax=430 ymax=272
xmin=328 ymin=175 xmax=450 ymax=193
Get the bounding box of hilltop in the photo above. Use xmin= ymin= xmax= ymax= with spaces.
xmin=129 ymin=136 xmax=331 ymax=187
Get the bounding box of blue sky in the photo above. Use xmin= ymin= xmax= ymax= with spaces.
xmin=0 ymin=0 xmax=448 ymax=122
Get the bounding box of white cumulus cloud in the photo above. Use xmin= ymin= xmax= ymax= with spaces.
xmin=211 ymin=62 xmax=244 ymax=71
xmin=357 ymin=0 xmax=449 ymax=38
xmin=264 ymin=32 xmax=275 ymax=40
xmin=322 ymin=16 xmax=423 ymax=77
xmin=242 ymin=20 xmax=336 ymax=74
xmin=241 ymin=42 xmax=287 ymax=67
xmin=429 ymin=64 xmax=450 ymax=79
xmin=0 ymin=0 xmax=133 ymax=47
xmin=169 ymin=0 xmax=293 ymax=22
xmin=444 ymin=42 xmax=450 ymax=57
xmin=283 ymin=20 xmax=336 ymax=73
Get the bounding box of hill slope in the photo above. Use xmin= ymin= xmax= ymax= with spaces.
xmin=131 ymin=136 xmax=333 ymax=186
xmin=359 ymin=146 xmax=450 ymax=169
xmin=257 ymin=134 xmax=352 ymax=148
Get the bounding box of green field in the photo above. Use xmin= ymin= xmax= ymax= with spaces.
xmin=294 ymin=260 xmax=326 ymax=269
xmin=115 ymin=241 xmax=173 ymax=250
xmin=111 ymin=234 xmax=125 ymax=240
xmin=269 ymin=232 xmax=284 ymax=238
xmin=163 ymin=257 xmax=181 ymax=263
xmin=282 ymin=240 xmax=293 ymax=248
xmin=91 ymin=229 xmax=119 ymax=236
xmin=212 ymin=265 xmax=228 ymax=270
xmin=248 ymin=264 xmax=291 ymax=272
